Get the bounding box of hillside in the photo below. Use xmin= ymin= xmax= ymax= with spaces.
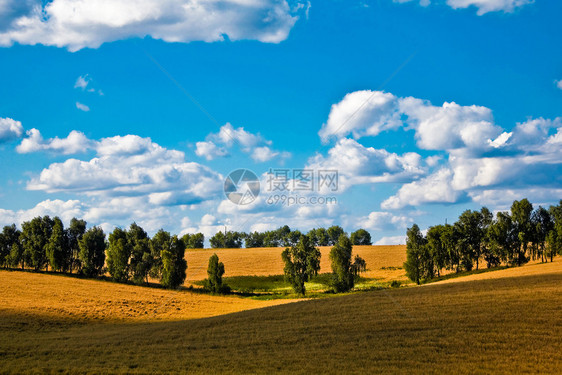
xmin=1 ymin=258 xmax=560 ymax=374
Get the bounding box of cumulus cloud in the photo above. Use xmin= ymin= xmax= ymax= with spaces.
xmin=0 ymin=0 xmax=302 ymax=51
xmin=374 ymin=235 xmax=406 ymax=245
xmin=0 ymin=117 xmax=23 ymax=142
xmin=307 ymin=138 xmax=426 ymax=191
xmin=26 ymin=134 xmax=223 ymax=206
xmin=355 ymin=211 xmax=413 ymax=231
xmin=393 ymin=0 xmax=532 ymax=14
xmin=196 ymin=123 xmax=290 ymax=162
xmin=0 ymin=199 xmax=85 ymax=227
xmin=17 ymin=129 xmax=94 ymax=155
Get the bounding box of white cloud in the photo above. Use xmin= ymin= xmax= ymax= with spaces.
xmin=17 ymin=129 xmax=93 ymax=155
xmin=26 ymin=134 xmax=223 ymax=206
xmin=319 ymin=90 xmax=401 ymax=143
xmin=355 ymin=211 xmax=413 ymax=231
xmin=381 ymin=168 xmax=463 ymax=209
xmin=446 ymin=0 xmax=533 ymax=15
xmin=556 ymin=80 xmax=562 ymax=90
xmin=0 ymin=199 xmax=85 ymax=227
xmin=0 ymin=0 xmax=301 ymax=52
xmin=74 ymin=75 xmax=90 ymax=90
xmin=195 ymin=141 xmax=229 ymax=161
xmin=0 ymin=117 xmax=23 ymax=142
xmin=196 ymin=122 xmax=290 ymax=162
xmin=307 ymin=138 xmax=426 ymax=191
xmin=393 ymin=0 xmax=532 ymax=14
xmin=374 ymin=235 xmax=406 ymax=245
xmin=76 ymin=102 xmax=90 ymax=112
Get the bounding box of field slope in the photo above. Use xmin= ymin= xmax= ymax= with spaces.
xmin=1 ymin=258 xmax=561 ymax=374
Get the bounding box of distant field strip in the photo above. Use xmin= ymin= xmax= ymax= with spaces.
xmin=185 ymin=245 xmax=407 ymax=282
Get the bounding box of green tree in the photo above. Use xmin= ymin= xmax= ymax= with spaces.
xmin=150 ymin=229 xmax=169 ymax=280
xmin=329 ymin=234 xmax=356 ymax=292
xmin=486 ymin=211 xmax=515 ymax=266
xmin=281 ymin=235 xmax=321 ymax=295
xmin=204 ymin=253 xmax=228 ymax=293
xmin=547 ymin=200 xmax=562 ymax=261
xmin=78 ymin=227 xmax=106 ymax=277
xmin=182 ymin=233 xmax=205 ymax=249
xmin=128 ymin=223 xmax=152 ymax=285
xmin=66 ymin=218 xmax=86 ymax=273
xmin=352 ymin=254 xmax=367 ymax=276
xmin=160 ymin=235 xmax=187 ymax=289
xmin=106 ymin=227 xmax=132 ymax=282
xmin=1 ymin=225 xmax=21 ymax=269
xmin=350 ymin=229 xmax=372 ymax=245
xmin=327 ymin=225 xmax=345 ymax=246
xmin=530 ymin=206 xmax=553 ymax=262
xmin=511 ymin=199 xmax=533 ymax=265
xmin=21 ymin=216 xmax=53 ymax=271
xmin=426 ymin=225 xmax=447 ymax=277
xmin=209 ymin=231 xmax=225 ymax=248
xmin=455 ymin=209 xmax=486 ymax=271
xmin=46 ymin=217 xmax=67 ymax=272
xmin=404 ymin=224 xmax=426 ymax=285
xmin=245 ymin=231 xmax=265 ymax=248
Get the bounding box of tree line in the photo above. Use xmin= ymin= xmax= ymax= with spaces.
xmin=210 ymin=225 xmax=373 ymax=248
xmin=0 ymin=217 xmax=204 ymax=289
xmin=404 ymin=199 xmax=562 ymax=284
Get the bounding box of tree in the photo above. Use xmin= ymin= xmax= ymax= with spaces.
xmin=21 ymin=216 xmax=53 ymax=271
xmin=245 ymin=231 xmax=265 ymax=248
xmin=530 ymin=206 xmax=553 ymax=262
xmin=404 ymin=224 xmax=426 ymax=285
xmin=46 ymin=217 xmax=67 ymax=272
xmin=128 ymin=223 xmax=152 ymax=285
xmin=352 ymin=255 xmax=367 ymax=276
xmin=441 ymin=224 xmax=460 ymax=272
xmin=327 ymin=225 xmax=345 ymax=246
xmin=426 ymin=225 xmax=447 ymax=277
xmin=455 ymin=209 xmax=486 ymax=271
xmin=185 ymin=233 xmax=204 ymax=249
xmin=204 ymin=253 xmax=228 ymax=293
xmin=160 ymin=235 xmax=187 ymax=289
xmin=511 ymin=199 xmax=533 ymax=266
xmin=1 ymin=225 xmax=21 ymax=269
xmin=281 ymin=235 xmax=321 ymax=295
xmin=350 ymin=229 xmax=372 ymax=246
xmin=329 ymin=234 xmax=355 ymax=292
xmin=106 ymin=227 xmax=132 ymax=282
xmin=486 ymin=211 xmax=515 ymax=266
xmin=150 ymin=229 xmax=169 ymax=280
xmin=66 ymin=218 xmax=86 ymax=272
xmin=78 ymin=227 xmax=106 ymax=277
xmin=547 ymin=201 xmax=562 ymax=261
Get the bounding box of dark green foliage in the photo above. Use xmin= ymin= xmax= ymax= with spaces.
xmin=352 ymin=255 xmax=367 ymax=276
xmin=530 ymin=206 xmax=553 ymax=262
xmin=350 ymin=229 xmax=372 ymax=245
xmin=329 ymin=234 xmax=355 ymax=292
xmin=209 ymin=231 xmax=244 ymax=248
xmin=426 ymin=225 xmax=448 ymax=277
xmin=78 ymin=227 xmax=106 ymax=277
xmin=245 ymin=231 xmax=265 ymax=248
xmin=281 ymin=235 xmax=321 ymax=295
xmin=327 ymin=225 xmax=345 ymax=245
xmin=511 ymin=199 xmax=533 ymax=266
xmin=204 ymin=253 xmax=229 ymax=293
xmin=1 ymin=225 xmax=21 ymax=268
xmin=46 ymin=217 xmax=67 ymax=272
xmin=128 ymin=223 xmax=152 ymax=285
xmin=160 ymin=235 xmax=187 ymax=289
xmin=21 ymin=216 xmax=53 ymax=271
xmin=307 ymin=228 xmax=329 ymax=246
xmin=404 ymin=224 xmax=426 ymax=285
xmin=181 ymin=233 xmax=205 ymax=249
xmin=67 ymin=218 xmax=86 ymax=272
xmin=106 ymin=227 xmax=132 ymax=282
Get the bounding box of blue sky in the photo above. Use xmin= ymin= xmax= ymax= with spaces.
xmin=0 ymin=0 xmax=561 ymax=244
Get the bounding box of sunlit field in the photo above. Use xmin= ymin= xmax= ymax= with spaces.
xmin=1 ymin=258 xmax=560 ymax=373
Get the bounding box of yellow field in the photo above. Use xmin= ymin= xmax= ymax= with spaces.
xmin=1 ymin=258 xmax=561 ymax=373
xmin=185 ymin=245 xmax=407 ymax=283
xmin=0 ymin=271 xmax=297 ymax=324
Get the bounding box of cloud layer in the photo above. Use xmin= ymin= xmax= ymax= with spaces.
xmin=0 ymin=0 xmax=302 ymax=51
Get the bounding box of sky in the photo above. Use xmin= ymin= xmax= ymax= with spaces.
xmin=0 ymin=0 xmax=561 ymax=245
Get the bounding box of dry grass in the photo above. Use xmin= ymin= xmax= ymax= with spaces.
xmin=1 ymin=258 xmax=561 ymax=374
xmin=0 ymin=271 xmax=297 ymax=325
xmin=185 ymin=245 xmax=407 ymax=283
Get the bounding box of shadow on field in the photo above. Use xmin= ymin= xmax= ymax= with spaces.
xmin=2 ymin=270 xmax=562 ymax=374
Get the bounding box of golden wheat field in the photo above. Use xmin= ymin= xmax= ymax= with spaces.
xmin=185 ymin=245 xmax=407 ymax=283
xmin=0 ymin=271 xmax=297 ymax=325
xmin=1 ymin=258 xmax=561 ymax=374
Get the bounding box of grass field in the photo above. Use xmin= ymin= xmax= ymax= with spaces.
xmin=1 ymin=257 xmax=561 ymax=373
xmin=185 ymin=245 xmax=408 ymax=283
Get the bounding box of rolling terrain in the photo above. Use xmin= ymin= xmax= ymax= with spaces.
xmin=1 ymin=255 xmax=561 ymax=374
